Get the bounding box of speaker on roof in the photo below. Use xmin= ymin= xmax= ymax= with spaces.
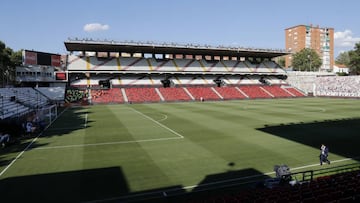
xmin=213 ymin=79 xmax=222 ymax=87
xmin=161 ymin=79 xmax=170 ymax=88
xmin=99 ymin=80 xmax=111 ymax=89
xmin=259 ymin=77 xmax=267 ymax=84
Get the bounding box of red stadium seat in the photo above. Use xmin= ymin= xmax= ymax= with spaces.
xmin=125 ymin=87 xmax=161 ymax=103
xmin=214 ymin=87 xmax=247 ymax=100
xmin=158 ymin=87 xmax=192 ymax=102
xmin=186 ymin=86 xmax=221 ymax=101
xmin=239 ymin=85 xmax=272 ymax=99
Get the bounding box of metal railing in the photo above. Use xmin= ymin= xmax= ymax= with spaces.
xmin=287 ymin=162 xmax=360 ymax=183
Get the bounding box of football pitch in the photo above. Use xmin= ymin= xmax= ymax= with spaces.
xmin=1 ymin=97 xmax=360 ymax=202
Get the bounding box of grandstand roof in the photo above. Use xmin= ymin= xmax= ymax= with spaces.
xmin=64 ymin=39 xmax=290 ymax=58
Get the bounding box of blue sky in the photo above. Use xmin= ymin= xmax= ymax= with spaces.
xmin=1 ymin=0 xmax=360 ymax=57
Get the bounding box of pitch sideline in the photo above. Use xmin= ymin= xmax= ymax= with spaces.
xmin=83 ymin=156 xmax=358 ymax=203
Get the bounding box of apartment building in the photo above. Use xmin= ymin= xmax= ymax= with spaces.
xmin=285 ymin=25 xmax=334 ymax=71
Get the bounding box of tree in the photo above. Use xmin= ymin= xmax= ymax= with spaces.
xmin=0 ymin=41 xmax=8 ymax=66
xmin=0 ymin=40 xmax=22 ymax=86
xmin=10 ymin=50 xmax=22 ymax=67
xmin=348 ymin=42 xmax=360 ymax=75
xmin=276 ymin=57 xmax=285 ymax=67
xmin=335 ymin=51 xmax=350 ymax=66
xmin=291 ymin=48 xmax=322 ymax=71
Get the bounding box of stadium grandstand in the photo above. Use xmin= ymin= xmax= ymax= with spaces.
xmin=1 ymin=39 xmax=360 ymax=203
xmin=63 ymin=39 xmax=360 ymax=105
xmin=64 ymin=39 xmax=307 ymax=104
xmin=0 ymin=50 xmax=64 ymax=138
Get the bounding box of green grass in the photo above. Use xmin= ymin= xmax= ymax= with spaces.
xmin=1 ymin=98 xmax=360 ymax=202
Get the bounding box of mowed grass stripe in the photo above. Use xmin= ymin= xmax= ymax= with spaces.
xmin=136 ymin=103 xmax=313 ymax=171
xmin=115 ymin=104 xmax=243 ymax=189
xmin=1 ymin=98 xmax=360 ymax=202
xmin=128 ymin=106 xmax=184 ymax=138
xmin=37 ymin=105 xmax=182 ymax=148
xmin=132 ymin=99 xmax=360 ymax=171
xmin=213 ymin=98 xmax=358 ymax=123
xmin=190 ymin=103 xmax=317 ymax=164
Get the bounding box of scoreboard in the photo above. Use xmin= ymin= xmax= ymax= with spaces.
xmin=19 ymin=50 xmax=67 ymax=82
xmin=23 ymin=50 xmax=61 ymax=67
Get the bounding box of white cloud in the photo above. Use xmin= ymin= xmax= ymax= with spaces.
xmin=334 ymin=29 xmax=360 ymax=48
xmin=83 ymin=23 xmax=109 ymax=32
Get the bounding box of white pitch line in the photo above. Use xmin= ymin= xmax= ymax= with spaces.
xmin=35 ymin=137 xmax=182 ymax=150
xmin=84 ymin=113 xmax=88 ymax=128
xmin=157 ymin=114 xmax=168 ymax=122
xmin=45 ymin=126 xmax=86 ymax=131
xmin=0 ymin=137 xmax=40 ymax=177
xmin=0 ymin=106 xmax=69 ymax=177
xmin=289 ymin=157 xmax=357 ymax=171
xmin=182 ymin=156 xmax=358 ymax=190
xmin=129 ymin=107 xmax=184 ymax=138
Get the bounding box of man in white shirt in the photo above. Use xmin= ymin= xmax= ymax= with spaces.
xmin=26 ymin=121 xmax=37 ymax=135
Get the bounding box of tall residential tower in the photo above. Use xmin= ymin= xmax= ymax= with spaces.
xmin=285 ymin=25 xmax=334 ymax=71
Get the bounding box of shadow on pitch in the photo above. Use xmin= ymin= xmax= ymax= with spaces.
xmin=257 ymin=117 xmax=360 ymax=162
xmin=40 ymin=107 xmax=94 ymax=138
xmin=0 ymin=107 xmax=91 ymax=168
xmin=0 ymin=165 xmax=270 ymax=203
xmin=0 ymin=167 xmax=128 ymax=203
xmin=0 ymin=141 xmax=49 ymax=167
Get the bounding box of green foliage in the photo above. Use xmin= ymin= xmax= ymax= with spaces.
xmin=276 ymin=57 xmax=285 ymax=67
xmin=0 ymin=40 xmax=22 ymax=86
xmin=65 ymin=89 xmax=88 ymax=103
xmin=336 ymin=51 xmax=350 ymax=66
xmin=11 ymin=50 xmax=23 ymax=67
xmin=292 ymin=48 xmax=322 ymax=71
xmin=349 ymin=42 xmax=360 ymax=75
xmin=336 ymin=72 xmax=348 ymax=76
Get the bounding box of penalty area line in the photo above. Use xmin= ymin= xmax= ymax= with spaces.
xmin=34 ymin=137 xmax=183 ymax=150
xmin=128 ymin=107 xmax=184 ymax=138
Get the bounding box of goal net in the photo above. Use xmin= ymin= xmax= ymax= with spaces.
xmin=35 ymin=105 xmax=58 ymax=127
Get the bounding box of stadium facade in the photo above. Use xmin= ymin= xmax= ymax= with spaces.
xmin=63 ymin=39 xmax=306 ymax=104
xmin=9 ymin=38 xmax=359 ymax=121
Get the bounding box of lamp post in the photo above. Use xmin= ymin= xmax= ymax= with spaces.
xmin=307 ymin=54 xmax=312 ymax=72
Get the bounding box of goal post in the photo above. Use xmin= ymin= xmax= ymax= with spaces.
xmin=35 ymin=104 xmax=58 ymax=127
